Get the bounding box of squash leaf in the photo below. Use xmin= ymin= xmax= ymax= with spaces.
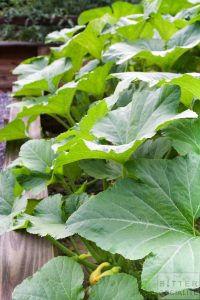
xmin=89 ymin=273 xmax=143 ymax=300
xmin=12 ymin=256 xmax=84 ymax=300
xmin=65 ymin=154 xmax=200 ymax=293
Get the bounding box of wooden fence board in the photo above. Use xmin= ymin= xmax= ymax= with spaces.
xmin=0 ymin=103 xmax=55 ymax=300
xmin=0 ymin=232 xmax=54 ymax=300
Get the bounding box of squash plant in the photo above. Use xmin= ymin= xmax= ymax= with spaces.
xmin=1 ymin=0 xmax=200 ymax=299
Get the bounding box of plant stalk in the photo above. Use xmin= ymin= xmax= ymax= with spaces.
xmin=103 ymin=179 xmax=109 ymax=190
xmin=86 ymin=179 xmax=98 ymax=187
xmin=46 ymin=235 xmax=96 ymax=270
xmin=66 ymin=112 xmax=76 ymax=127
xmin=121 ymin=164 xmax=127 ymax=178
xmin=68 ymin=177 xmax=76 ymax=192
xmin=69 ymin=236 xmax=81 ymax=255
xmin=61 ymin=178 xmax=73 ymax=194
xmin=49 ymin=114 xmax=69 ymax=130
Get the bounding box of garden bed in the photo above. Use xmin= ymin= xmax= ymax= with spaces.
xmin=1 ymin=1 xmax=200 ymax=299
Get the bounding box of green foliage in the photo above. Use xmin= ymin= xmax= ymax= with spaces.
xmin=12 ymin=256 xmax=85 ymax=300
xmin=24 ymin=194 xmax=69 ymax=239
xmin=0 ymin=171 xmax=26 ymax=235
xmin=0 ymin=0 xmax=200 ymax=299
xmin=89 ymin=273 xmax=143 ymax=300
xmin=66 ymin=154 xmax=200 ymax=292
xmin=12 ymin=256 xmax=142 ymax=300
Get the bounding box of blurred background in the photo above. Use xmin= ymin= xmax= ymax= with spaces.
xmin=0 ymin=0 xmax=141 ymax=42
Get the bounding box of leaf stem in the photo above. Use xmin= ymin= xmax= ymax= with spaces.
xmin=121 ymin=164 xmax=127 ymax=178
xmin=164 ymin=148 xmax=172 ymax=159
xmin=81 ymin=238 xmax=103 ymax=263
xmin=86 ymin=179 xmax=98 ymax=187
xmin=61 ymin=178 xmax=73 ymax=194
xmin=68 ymin=177 xmax=77 ymax=192
xmin=69 ymin=236 xmax=81 ymax=255
xmin=46 ymin=235 xmax=74 ymax=256
xmin=66 ymin=112 xmax=76 ymax=127
xmin=46 ymin=235 xmax=96 ymax=270
xmin=103 ymin=179 xmax=109 ymax=190
xmin=49 ymin=114 xmax=69 ymax=130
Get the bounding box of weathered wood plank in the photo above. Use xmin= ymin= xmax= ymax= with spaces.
xmin=0 ymin=102 xmax=55 ymax=300
xmin=0 ymin=232 xmax=54 ymax=300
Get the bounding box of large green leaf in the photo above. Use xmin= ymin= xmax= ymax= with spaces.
xmin=16 ymin=169 xmax=50 ymax=196
xmin=132 ymin=137 xmax=172 ymax=159
xmin=13 ymin=56 xmax=49 ymax=79
xmin=103 ymin=38 xmax=165 ymax=65
xmin=168 ymin=5 xmax=200 ymax=27
xmin=112 ymin=71 xmax=180 ymax=87
xmin=0 ymin=119 xmax=28 ymax=142
xmin=89 ymin=273 xmax=143 ymax=300
xmin=103 ymin=22 xmax=200 ymax=69
xmin=65 ymin=154 xmax=200 ymax=293
xmin=64 ymin=193 xmax=89 ymax=217
xmin=11 ymin=81 xmax=77 ymax=121
xmin=54 ymin=78 xmax=131 ymax=152
xmin=91 ymin=85 xmax=185 ymax=144
xmin=143 ymin=0 xmax=199 ymax=16
xmin=0 ymin=171 xmax=26 ymax=235
xmin=163 ymin=118 xmax=200 ymax=155
xmin=13 ymin=58 xmax=72 ymax=96
xmin=19 ymin=139 xmax=56 ymax=173
xmin=54 ymin=99 xmax=109 ymax=152
xmin=78 ymin=6 xmax=112 ymax=25
xmin=78 ymin=1 xmax=142 ymax=25
xmin=14 ymin=62 xmax=111 ymax=122
xmin=75 ymin=15 xmax=114 ymax=59
xmin=25 ymin=194 xmax=68 ymax=239
xmin=112 ymin=72 xmax=200 ymax=106
xmin=143 ymin=0 xmax=162 ymax=17
xmin=48 ymin=82 xmax=77 ymax=118
xmin=45 ymin=25 xmax=85 ymax=43
xmin=76 ymin=59 xmax=99 ymax=78
xmin=12 ymin=256 xmax=84 ymax=300
xmin=149 ymin=13 xmax=177 ymax=41
xmin=79 ymin=159 xmax=122 ymax=180
xmin=51 ymin=37 xmax=86 ymax=81
xmin=75 ymin=62 xmax=112 ymax=98
xmin=55 ymin=85 xmax=196 ymax=166
xmin=112 ymin=1 xmax=143 ymax=18
xmin=116 ymin=19 xmax=154 ymax=41
xmin=168 ymin=20 xmax=200 ymax=48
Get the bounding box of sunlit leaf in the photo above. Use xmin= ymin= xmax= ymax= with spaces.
xmin=13 ymin=58 xmax=72 ymax=96
xmin=0 ymin=119 xmax=28 ymax=142
xmin=55 ymin=85 xmax=196 ymax=166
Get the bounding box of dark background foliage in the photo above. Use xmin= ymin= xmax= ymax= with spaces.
xmin=0 ymin=0 xmax=141 ymax=42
